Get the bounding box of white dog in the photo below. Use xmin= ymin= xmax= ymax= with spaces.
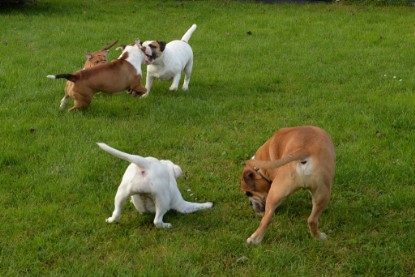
xmin=141 ymin=24 xmax=197 ymax=96
xmin=97 ymin=143 xmax=213 ymax=228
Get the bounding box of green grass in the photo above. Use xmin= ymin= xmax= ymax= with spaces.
xmin=1 ymin=0 xmax=414 ymax=275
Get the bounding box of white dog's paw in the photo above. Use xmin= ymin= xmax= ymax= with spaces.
xmin=106 ymin=217 xmax=117 ymax=223
xmin=155 ymin=222 xmax=172 ymax=229
xmin=182 ymin=85 xmax=189 ymax=91
xmin=206 ymin=202 xmax=213 ymax=208
xmin=169 ymin=85 xmax=178 ymax=91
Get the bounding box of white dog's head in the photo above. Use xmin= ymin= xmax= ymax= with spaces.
xmin=160 ymin=160 xmax=183 ymax=179
xmin=140 ymin=40 xmax=166 ymax=64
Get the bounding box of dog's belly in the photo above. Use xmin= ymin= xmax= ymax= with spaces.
xmin=131 ymin=193 xmax=156 ymax=213
xmin=148 ymin=67 xmax=175 ymax=81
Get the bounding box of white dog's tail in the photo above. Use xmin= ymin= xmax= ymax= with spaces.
xmin=181 ymin=24 xmax=197 ymax=43
xmin=97 ymin=143 xmax=150 ymax=169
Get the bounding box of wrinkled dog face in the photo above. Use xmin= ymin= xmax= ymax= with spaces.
xmin=241 ymin=165 xmax=272 ymax=213
xmin=141 ymin=40 xmax=166 ymax=64
xmin=84 ymin=51 xmax=108 ymax=68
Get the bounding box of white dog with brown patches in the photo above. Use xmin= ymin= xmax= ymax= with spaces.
xmin=140 ymin=24 xmax=197 ymax=96
xmin=97 ymin=143 xmax=213 ymax=228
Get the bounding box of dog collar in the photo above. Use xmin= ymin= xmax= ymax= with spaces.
xmin=251 ymin=156 xmax=273 ymax=185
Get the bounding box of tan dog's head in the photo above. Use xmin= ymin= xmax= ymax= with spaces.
xmin=140 ymin=40 xmax=167 ymax=64
xmin=83 ymin=39 xmax=118 ymax=69
xmin=241 ymin=163 xmax=272 ymax=213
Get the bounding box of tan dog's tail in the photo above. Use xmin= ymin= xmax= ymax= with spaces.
xmin=101 ymin=39 xmax=119 ymax=51
xmin=247 ymin=151 xmax=310 ymax=170
xmin=47 ymin=74 xmax=78 ymax=82
xmin=181 ymin=24 xmax=197 ymax=43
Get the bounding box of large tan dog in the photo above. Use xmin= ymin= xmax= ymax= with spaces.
xmin=47 ymin=42 xmax=147 ymax=111
xmin=63 ymin=40 xmax=118 ymax=110
xmin=241 ymin=126 xmax=335 ymax=244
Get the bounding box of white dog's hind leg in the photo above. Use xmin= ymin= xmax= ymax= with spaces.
xmin=169 ymin=74 xmax=181 ymax=91
xmin=106 ymin=186 xmax=130 ymax=223
xmin=153 ymin=200 xmax=172 ymax=228
xmin=174 ymin=200 xmax=213 ymax=214
xmin=182 ymin=61 xmax=193 ymax=91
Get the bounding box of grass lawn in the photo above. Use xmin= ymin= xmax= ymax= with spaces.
xmin=1 ymin=0 xmax=414 ymax=275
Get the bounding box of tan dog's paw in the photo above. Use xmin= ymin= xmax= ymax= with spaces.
xmin=246 ymin=236 xmax=262 ymax=245
xmin=315 ymin=232 xmax=328 ymax=240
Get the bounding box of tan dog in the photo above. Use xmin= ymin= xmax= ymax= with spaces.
xmin=47 ymin=42 xmax=147 ymax=111
xmin=241 ymin=126 xmax=335 ymax=244
xmin=63 ymin=40 xmax=118 ymax=110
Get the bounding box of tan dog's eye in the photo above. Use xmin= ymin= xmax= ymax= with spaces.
xmin=245 ymin=192 xmax=253 ymax=197
xmin=149 ymin=44 xmax=157 ymax=49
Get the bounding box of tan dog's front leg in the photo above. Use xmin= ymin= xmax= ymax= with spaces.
xmin=247 ymin=177 xmax=295 ymax=245
xmin=247 ymin=207 xmax=276 ymax=245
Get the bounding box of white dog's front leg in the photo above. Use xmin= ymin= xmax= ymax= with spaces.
xmin=169 ymin=74 xmax=181 ymax=91
xmin=143 ymin=75 xmax=154 ymax=97
xmin=106 ymin=187 xmax=130 ymax=223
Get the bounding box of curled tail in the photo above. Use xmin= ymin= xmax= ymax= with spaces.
xmin=97 ymin=143 xmax=151 ymax=169
xmin=47 ymin=74 xmax=78 ymax=82
xmin=247 ymin=151 xmax=310 ymax=170
xmin=181 ymin=24 xmax=197 ymax=43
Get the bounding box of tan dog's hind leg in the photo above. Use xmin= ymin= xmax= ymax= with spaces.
xmin=308 ymin=185 xmax=331 ymax=240
xmin=68 ymin=93 xmax=92 ymax=112
xmin=247 ymin=174 xmax=296 ymax=245
xmin=129 ymin=76 xmax=147 ymax=96
xmin=60 ymin=82 xmax=72 ymax=110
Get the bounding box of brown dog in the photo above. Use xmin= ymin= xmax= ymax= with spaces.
xmin=63 ymin=40 xmax=118 ymax=110
xmin=48 ymin=43 xmax=147 ymax=111
xmin=241 ymin=126 xmax=335 ymax=244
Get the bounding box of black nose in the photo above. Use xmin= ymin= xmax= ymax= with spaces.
xmin=251 ymin=200 xmax=265 ymax=213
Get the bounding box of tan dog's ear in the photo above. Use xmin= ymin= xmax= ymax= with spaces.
xmin=243 ymin=169 xmax=257 ymax=191
xmin=158 ymin=41 xmax=166 ymax=52
xmin=85 ymin=52 xmax=92 ymax=59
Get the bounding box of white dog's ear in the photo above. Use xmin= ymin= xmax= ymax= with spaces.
xmin=173 ymin=164 xmax=183 ymax=178
xmin=158 ymin=41 xmax=166 ymax=52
